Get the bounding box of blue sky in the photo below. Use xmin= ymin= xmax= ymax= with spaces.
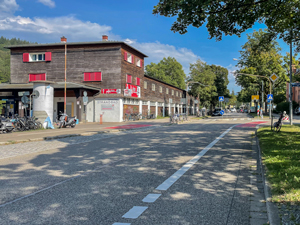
xmin=0 ymin=0 xmax=291 ymax=93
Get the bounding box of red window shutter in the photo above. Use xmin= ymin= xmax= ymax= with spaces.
xmin=136 ymin=77 xmax=140 ymax=86
xmin=84 ymin=72 xmax=90 ymax=81
xmin=90 ymin=72 xmax=95 ymax=81
xmin=23 ymin=53 xmax=29 ymax=62
xmin=95 ymin=72 xmax=102 ymax=81
xmin=29 ymin=73 xmax=46 ymax=82
xmin=124 ymin=51 xmax=127 ymax=61
xmin=45 ymin=52 xmax=52 ymax=61
xmin=127 ymin=74 xmax=132 ymax=83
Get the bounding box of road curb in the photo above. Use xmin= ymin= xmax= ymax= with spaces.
xmin=255 ymin=129 xmax=280 ymax=225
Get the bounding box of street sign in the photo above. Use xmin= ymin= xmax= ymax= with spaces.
xmin=18 ymin=91 xmax=30 ymax=97
xmin=267 ymin=99 xmax=272 ymax=103
xmin=219 ymin=96 xmax=224 ymax=102
xmin=270 ymin=73 xmax=278 ymax=82
xmin=224 ymin=97 xmax=229 ymax=103
xmin=83 ymin=96 xmax=88 ymax=104
xmin=251 ymin=95 xmax=259 ymax=101
xmin=267 ymin=94 xmax=273 ymax=101
xmin=21 ymin=95 xmax=29 ymax=104
xmin=220 ymin=110 xmax=224 ymax=115
xmin=32 ymin=90 xmax=40 ymax=99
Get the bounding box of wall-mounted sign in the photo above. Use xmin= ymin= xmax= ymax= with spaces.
xmin=101 ymin=104 xmax=115 ymax=111
xmin=101 ymin=89 xmax=121 ymax=94
xmin=125 ymin=84 xmax=140 ymax=98
xmin=0 ymin=92 xmax=13 ymax=96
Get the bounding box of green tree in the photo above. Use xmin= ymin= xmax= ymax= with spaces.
xmin=189 ymin=60 xmax=217 ymax=108
xmin=235 ymin=29 xmax=287 ymax=106
xmin=153 ymin=0 xmax=300 ymax=49
xmin=145 ymin=57 xmax=186 ymax=89
xmin=228 ymin=90 xmax=237 ymax=106
xmin=0 ymin=36 xmax=33 ymax=83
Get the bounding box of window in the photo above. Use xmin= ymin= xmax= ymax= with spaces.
xmin=23 ymin=52 xmax=52 ymax=62
xmin=136 ymin=59 xmax=143 ymax=67
xmin=180 ymin=93 xmax=182 ymax=98
xmin=172 ymin=90 xmax=174 ymax=95
xmin=166 ymin=88 xmax=169 ymax=94
xmin=144 ymin=81 xmax=147 ymax=89
xmin=159 ymin=86 xmax=162 ymax=93
xmin=126 ymin=74 xmax=132 ymax=83
xmin=29 ymin=73 xmax=46 ymax=82
xmin=152 ymin=84 xmax=155 ymax=91
xmin=176 ymin=91 xmax=178 ymax=97
xmin=124 ymin=51 xmax=133 ymax=63
xmin=136 ymin=77 xmax=140 ymax=86
xmin=84 ymin=72 xmax=102 ymax=81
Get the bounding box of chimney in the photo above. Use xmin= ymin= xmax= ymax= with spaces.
xmin=102 ymin=35 xmax=108 ymax=41
xmin=61 ymin=36 xmax=67 ymax=43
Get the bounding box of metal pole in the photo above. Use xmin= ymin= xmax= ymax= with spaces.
xmin=269 ymin=80 xmax=272 ymax=119
xmin=186 ymin=82 xmax=188 ymax=116
xmin=261 ymin=81 xmax=263 ymax=119
xmin=289 ymin=38 xmax=293 ymax=125
xmin=64 ymin=43 xmax=67 ymax=114
xmin=30 ymin=94 xmax=32 ymax=117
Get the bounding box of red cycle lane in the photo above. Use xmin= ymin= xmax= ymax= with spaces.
xmin=236 ymin=121 xmax=267 ymax=128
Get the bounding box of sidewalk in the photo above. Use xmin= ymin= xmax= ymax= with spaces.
xmin=0 ymin=118 xmax=172 ymax=145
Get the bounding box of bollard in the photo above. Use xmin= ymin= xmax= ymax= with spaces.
xmin=100 ymin=114 xmax=103 ymax=125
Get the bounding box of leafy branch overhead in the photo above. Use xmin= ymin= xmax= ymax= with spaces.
xmin=153 ymin=0 xmax=300 ymax=50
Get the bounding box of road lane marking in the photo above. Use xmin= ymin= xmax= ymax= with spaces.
xmin=142 ymin=194 xmax=161 ymax=203
xmin=156 ymin=125 xmax=235 ymax=191
xmin=113 ymin=223 xmax=131 ymax=225
xmin=122 ymin=206 xmax=148 ymax=219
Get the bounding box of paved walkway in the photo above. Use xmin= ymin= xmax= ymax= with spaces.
xmin=0 ymin=118 xmax=172 ymax=145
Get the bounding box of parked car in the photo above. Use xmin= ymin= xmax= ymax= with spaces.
xmin=212 ymin=110 xmax=221 ymax=116
xmin=295 ymin=106 xmax=300 ymax=115
xmin=231 ymin=108 xmax=236 ymax=112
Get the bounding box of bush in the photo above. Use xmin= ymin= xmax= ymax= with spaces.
xmin=275 ymin=101 xmax=298 ymax=114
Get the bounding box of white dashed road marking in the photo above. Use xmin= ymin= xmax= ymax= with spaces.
xmin=156 ymin=125 xmax=235 ymax=191
xmin=113 ymin=223 xmax=131 ymax=225
xmin=122 ymin=206 xmax=148 ymax=219
xmin=142 ymin=194 xmax=161 ymax=203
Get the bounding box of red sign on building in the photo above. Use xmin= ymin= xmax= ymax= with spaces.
xmin=101 ymin=89 xmax=121 ymax=94
xmin=125 ymin=84 xmax=140 ymax=98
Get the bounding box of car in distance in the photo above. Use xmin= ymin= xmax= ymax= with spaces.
xmin=231 ymin=108 xmax=236 ymax=112
xmin=212 ymin=109 xmax=221 ymax=116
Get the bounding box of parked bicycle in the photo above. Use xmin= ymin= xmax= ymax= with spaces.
xmin=273 ymin=111 xmax=289 ymax=132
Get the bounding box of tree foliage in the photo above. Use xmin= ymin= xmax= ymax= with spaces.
xmin=188 ymin=60 xmax=229 ymax=108
xmin=145 ymin=57 xmax=186 ymax=89
xmin=235 ymin=29 xmax=288 ymax=104
xmin=0 ymin=36 xmax=33 ymax=83
xmin=228 ymin=90 xmax=237 ymax=106
xmin=153 ymin=0 xmax=300 ymax=50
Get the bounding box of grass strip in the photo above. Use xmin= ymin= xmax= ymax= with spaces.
xmin=257 ymin=125 xmax=300 ymax=204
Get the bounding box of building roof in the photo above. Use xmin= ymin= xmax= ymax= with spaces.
xmin=5 ymin=41 xmax=148 ymax=57
xmin=144 ymin=75 xmax=186 ymax=91
xmin=0 ymin=82 xmax=101 ymax=91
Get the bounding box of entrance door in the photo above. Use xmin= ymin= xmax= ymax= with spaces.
xmin=57 ymin=102 xmax=64 ymax=114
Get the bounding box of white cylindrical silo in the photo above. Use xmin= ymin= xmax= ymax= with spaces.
xmin=33 ymin=82 xmax=54 ymax=123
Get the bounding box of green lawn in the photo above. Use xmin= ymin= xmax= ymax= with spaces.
xmin=257 ymin=125 xmax=300 ymax=204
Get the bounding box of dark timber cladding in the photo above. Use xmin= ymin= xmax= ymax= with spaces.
xmin=143 ymin=75 xmax=185 ymax=104
xmin=9 ymin=43 xmax=122 ymax=90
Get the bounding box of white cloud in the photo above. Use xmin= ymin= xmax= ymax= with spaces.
xmin=226 ymin=64 xmax=241 ymax=93
xmin=0 ymin=15 xmax=117 ymax=41
xmin=37 ymin=0 xmax=55 ymax=8
xmin=0 ymin=0 xmax=19 ymax=18
xmin=127 ymin=39 xmax=201 ymax=76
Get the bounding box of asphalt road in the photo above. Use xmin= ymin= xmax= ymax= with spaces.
xmin=0 ymin=113 xmax=260 ymax=225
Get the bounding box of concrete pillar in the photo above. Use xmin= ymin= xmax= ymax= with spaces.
xmin=169 ymin=103 xmax=171 ymax=115
xmin=155 ymin=102 xmax=158 ymax=117
xmin=32 ymin=81 xmax=55 ymax=124
xmin=163 ymin=103 xmax=165 ymax=117
xmin=119 ymin=98 xmax=123 ymax=122
xmin=173 ymin=104 xmax=175 ymax=114
xmin=139 ymin=100 xmax=142 ymax=114
xmin=148 ymin=101 xmax=150 ymax=116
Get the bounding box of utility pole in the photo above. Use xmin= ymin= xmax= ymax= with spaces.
xmin=261 ymin=81 xmax=264 ymax=118
xmin=289 ymin=34 xmax=293 ymax=125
